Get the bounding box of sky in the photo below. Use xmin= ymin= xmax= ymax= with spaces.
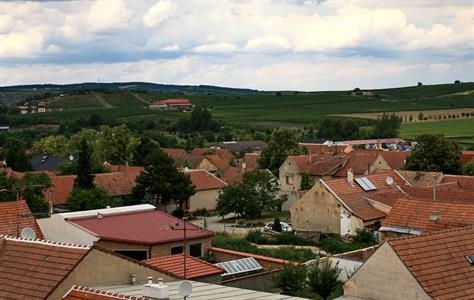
xmin=0 ymin=0 xmax=472 ymax=91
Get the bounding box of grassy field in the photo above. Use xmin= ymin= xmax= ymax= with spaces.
xmin=399 ymin=118 xmax=474 ymax=139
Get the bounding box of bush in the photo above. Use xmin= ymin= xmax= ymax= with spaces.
xmin=246 ymin=231 xmax=270 ymax=244
xmin=172 ymin=207 xmax=184 ymax=219
xmin=194 ymin=207 xmax=209 ymax=217
xmin=273 ymin=265 xmax=307 ymax=296
xmin=353 ymin=228 xmax=376 ymax=244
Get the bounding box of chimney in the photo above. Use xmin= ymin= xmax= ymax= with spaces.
xmin=347 ymin=168 xmax=354 ymax=186
xmin=97 ymin=212 xmax=103 ymax=219
xmin=432 ymin=174 xmax=437 ymax=201
xmin=143 ymin=278 xmax=169 ymax=300
xmin=308 ymin=148 xmax=312 ymax=164
xmin=429 ymin=211 xmax=440 ymax=222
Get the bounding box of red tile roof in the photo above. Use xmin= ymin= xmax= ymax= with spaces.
xmin=64 ymin=286 xmax=142 ymax=300
xmin=185 ymin=169 xmax=227 ymax=191
xmin=0 ymin=236 xmax=89 ymax=300
xmin=441 ymin=174 xmax=474 ymax=190
xmin=378 ymin=151 xmax=408 ymax=170
xmin=403 ymin=186 xmax=474 ymax=202
xmin=143 ymin=254 xmax=224 ymax=279
xmin=324 ymin=171 xmax=408 ymax=221
xmin=383 ymin=198 xmax=474 ymax=234
xmin=152 ymin=98 xmax=192 ymax=106
xmin=205 ymin=154 xmax=229 ymax=172
xmin=191 ymin=148 xmax=233 ymax=162
xmin=335 ymin=151 xmax=380 ymax=177
xmin=68 ymin=209 xmax=213 ymax=245
xmin=0 ymin=200 xmax=43 ymax=239
xmin=388 ymin=226 xmax=474 ymax=299
xmin=243 ymin=153 xmax=260 ymax=172
xmin=462 ymin=150 xmax=474 ymax=164
xmin=299 ymin=143 xmax=350 ymax=155
xmin=48 ymin=175 xmax=75 ymax=205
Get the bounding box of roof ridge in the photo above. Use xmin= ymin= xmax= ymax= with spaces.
xmin=0 ymin=235 xmax=90 ymax=249
xmin=64 ymin=285 xmax=143 ymax=299
xmin=387 ymin=225 xmax=474 ymax=243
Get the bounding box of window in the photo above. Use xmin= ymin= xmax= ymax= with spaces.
xmin=189 ymin=243 xmax=202 ymax=257
xmin=171 ymin=245 xmax=184 ymax=255
xmin=286 ymin=175 xmax=293 ymax=185
xmin=114 ymin=250 xmax=148 ymax=261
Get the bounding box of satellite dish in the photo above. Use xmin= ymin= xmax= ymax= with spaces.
xmin=20 ymin=227 xmax=36 ymax=240
xmin=178 ymin=280 xmax=192 ymax=297
xmin=385 ymin=176 xmax=394 ymax=186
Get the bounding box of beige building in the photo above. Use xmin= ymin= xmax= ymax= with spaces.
xmin=0 ymin=236 xmax=174 ymax=300
xmin=290 ymin=171 xmax=409 ymax=236
xmin=343 ymin=226 xmax=474 ymax=299
xmin=183 ymin=169 xmax=227 ymax=212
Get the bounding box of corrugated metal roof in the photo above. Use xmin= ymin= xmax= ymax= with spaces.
xmin=93 ymin=281 xmax=309 ymax=300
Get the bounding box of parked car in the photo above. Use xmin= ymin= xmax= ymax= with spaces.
xmin=264 ymin=222 xmax=292 ymax=232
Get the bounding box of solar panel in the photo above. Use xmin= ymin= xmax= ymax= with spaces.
xmin=215 ymin=257 xmax=262 ymax=276
xmin=355 ymin=177 xmax=377 ymax=191
xmin=466 ymin=255 xmax=474 ymax=265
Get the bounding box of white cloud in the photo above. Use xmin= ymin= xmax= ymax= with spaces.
xmin=193 ymin=42 xmax=238 ymax=53
xmin=245 ymin=35 xmax=290 ymax=52
xmin=161 ymin=44 xmax=180 ymax=51
xmin=0 ymin=29 xmax=45 ymax=57
xmin=143 ymin=0 xmax=176 ymax=28
xmin=86 ymin=0 xmax=132 ymax=33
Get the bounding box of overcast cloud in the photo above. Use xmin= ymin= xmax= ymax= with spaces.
xmin=0 ymin=0 xmax=472 ymax=90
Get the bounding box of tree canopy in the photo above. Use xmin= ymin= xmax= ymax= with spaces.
xmin=216 ymin=170 xmax=285 ymax=218
xmin=258 ymin=128 xmax=303 ymax=175
xmin=405 ymin=134 xmax=463 ymax=174
xmin=3 ymin=139 xmax=32 ymax=172
xmin=372 ymin=113 xmax=402 ymax=138
xmin=132 ymin=149 xmax=196 ymax=207
xmin=74 ymin=139 xmax=95 ymax=189
xmin=67 ymin=187 xmax=112 ymax=211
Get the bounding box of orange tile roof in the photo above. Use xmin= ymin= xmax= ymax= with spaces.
xmin=324 ymin=171 xmax=408 ymax=221
xmin=403 ymin=186 xmax=474 ymax=202
xmin=191 ymin=148 xmax=233 ymax=161
xmin=299 ymin=143 xmax=349 ymax=155
xmin=388 ymin=226 xmax=474 ymax=299
xmin=441 ymin=174 xmax=474 ymax=190
xmin=462 ymin=150 xmax=474 ymax=164
xmin=378 ymin=151 xmax=408 ymax=170
xmin=0 ymin=236 xmax=89 ymax=300
xmin=382 ymin=198 xmax=474 ymax=234
xmin=185 ymin=169 xmax=227 ymax=191
xmin=64 ymin=286 xmax=142 ymax=300
xmin=205 ymin=154 xmax=229 ymax=172
xmin=143 ymin=254 xmax=224 ymax=279
xmin=48 ymin=175 xmax=75 ymax=205
xmin=0 ymin=200 xmax=43 ymax=238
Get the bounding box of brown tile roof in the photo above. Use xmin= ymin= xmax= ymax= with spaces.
xmin=441 ymin=175 xmax=474 ymax=190
xmin=397 ymin=170 xmax=443 ymax=187
xmin=388 ymin=226 xmax=474 ymax=299
xmin=48 ymin=172 xmax=139 ymax=206
xmin=335 ymin=150 xmax=380 ymax=177
xmin=0 ymin=200 xmax=43 ymax=239
xmin=64 ymin=286 xmax=142 ymax=300
xmin=161 ymin=148 xmax=187 ymax=157
xmin=323 ymin=171 xmax=408 ymax=221
xmin=143 ymin=254 xmax=224 ymax=279
xmin=299 ymin=143 xmax=350 ymax=155
xmin=222 ymin=167 xmax=243 ymax=185
xmin=289 ymin=154 xmax=348 ymax=176
xmin=191 ymin=148 xmax=233 ymax=162
xmin=0 ymin=236 xmax=90 ymax=300
xmin=383 ymin=198 xmax=474 ymax=234
xmin=403 ymin=186 xmax=474 ymax=202
xmin=365 ymin=190 xmax=408 ymax=208
xmin=172 ymin=155 xmax=206 ymax=169
xmin=378 ymin=151 xmax=408 ymax=170
xmin=205 ymin=154 xmax=229 ymax=172
xmin=185 ymin=169 xmax=227 ymax=191
xmin=243 ymin=153 xmax=260 ymax=172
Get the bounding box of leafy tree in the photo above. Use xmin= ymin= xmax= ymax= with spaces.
xmin=272 ymin=216 xmax=282 ymax=232
xmin=132 ymin=136 xmax=157 ymax=166
xmin=67 ymin=187 xmax=112 ymax=211
xmin=353 ymin=228 xmax=376 ymax=244
xmin=22 ymin=172 xmax=52 ymax=216
xmin=372 ymin=113 xmax=402 ymax=138
xmin=273 ymin=265 xmax=307 ymax=296
xmin=405 ymin=134 xmax=463 ymax=174
xmin=418 ymin=112 xmax=424 ymax=121
xmin=3 ymin=139 xmax=32 ymax=172
xmin=417 ymin=82 xmax=423 ymax=87
xmin=342 ymin=119 xmax=360 ymax=139
xmin=464 ymin=159 xmax=474 ymax=176
xmin=307 ymin=259 xmax=341 ymax=300
xmin=259 ymin=129 xmax=303 ymax=175
xmin=300 ymin=172 xmax=313 ymax=191
xmin=74 ymin=139 xmax=95 ymax=189
xmin=216 ymin=170 xmax=285 ymax=218
xmin=97 ymin=125 xmax=139 ymax=164
xmin=176 ymin=106 xmax=220 ymax=133
xmin=132 ymin=149 xmax=196 ymax=207
xmin=31 ymin=135 xmax=68 ymax=156
xmin=0 ymin=171 xmax=51 ymax=216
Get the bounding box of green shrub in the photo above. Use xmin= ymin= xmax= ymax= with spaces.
xmin=353 ymin=228 xmax=376 ymax=244
xmin=273 ymin=265 xmax=307 ymax=296
xmin=246 ymin=231 xmax=270 ymax=244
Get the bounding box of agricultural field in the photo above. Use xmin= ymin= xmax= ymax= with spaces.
xmin=47 ymin=94 xmax=102 ymax=109
xmin=333 ymin=108 xmax=474 ymax=122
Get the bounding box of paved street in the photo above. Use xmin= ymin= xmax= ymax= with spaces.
xmin=191 ymin=214 xmax=264 ymax=234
